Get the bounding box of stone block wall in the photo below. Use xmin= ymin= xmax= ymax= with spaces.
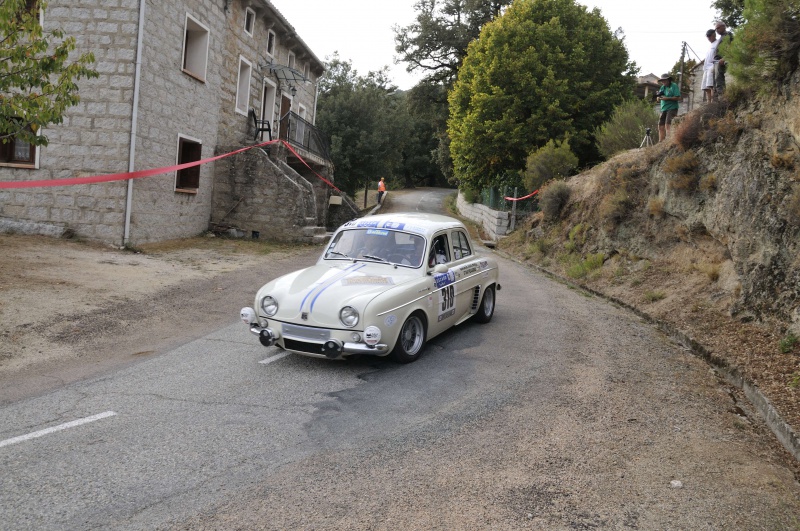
xmin=125 ymin=0 xmax=226 ymax=244
xmin=456 ymin=192 xmax=512 ymax=241
xmin=0 ymin=0 xmax=140 ymax=241
xmin=211 ymin=147 xmax=318 ymax=242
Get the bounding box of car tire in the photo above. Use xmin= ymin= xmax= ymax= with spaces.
xmin=390 ymin=313 xmax=427 ymax=363
xmin=473 ymin=284 xmax=495 ymax=324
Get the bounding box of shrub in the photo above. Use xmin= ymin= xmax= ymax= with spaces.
xmin=566 ymin=253 xmax=605 ymax=279
xmin=533 ymin=238 xmax=554 ymax=255
xmin=663 ymin=151 xmax=699 ymax=174
xmin=523 ymin=139 xmax=578 ymax=193
xmin=664 ymin=151 xmax=700 ymax=192
xmin=788 ymin=185 xmax=800 ymax=226
xmin=699 ymin=173 xmax=718 ymax=192
xmin=779 ymin=332 xmax=798 ymax=354
xmin=671 ymin=173 xmax=700 ymax=191
xmin=539 ymin=181 xmax=571 ymax=220
xmin=599 ymin=187 xmax=632 ymax=225
xmin=696 ymin=262 xmax=721 ymax=282
xmin=461 ymin=187 xmax=479 ymax=203
xmin=595 ymin=98 xmax=660 ymax=158
xmin=771 ymin=151 xmax=796 ymax=170
xmin=701 ymin=112 xmax=743 ymax=144
xmin=673 ymin=102 xmax=729 ymax=150
xmin=644 ymin=290 xmax=666 ymax=302
xmin=647 ymin=197 xmax=665 ymax=217
xmin=729 ymin=0 xmax=800 ymax=90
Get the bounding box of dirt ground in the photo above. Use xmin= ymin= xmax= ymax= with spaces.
xmin=0 ymin=233 xmax=322 ymax=403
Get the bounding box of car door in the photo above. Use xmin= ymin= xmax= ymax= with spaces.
xmin=449 ymin=229 xmax=484 ymax=324
xmin=427 ymin=232 xmax=458 ymax=338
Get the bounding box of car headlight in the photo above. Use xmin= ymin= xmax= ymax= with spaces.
xmin=339 ymin=306 xmax=359 ymax=328
xmin=260 ymin=295 xmax=279 ymax=316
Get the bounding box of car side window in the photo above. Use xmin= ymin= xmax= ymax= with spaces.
xmin=452 ymin=231 xmax=472 ymax=260
xmin=428 ymin=234 xmax=450 ymax=267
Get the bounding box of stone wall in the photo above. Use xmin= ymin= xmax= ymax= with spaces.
xmin=0 ymin=0 xmax=329 ymax=246
xmin=211 ymin=146 xmax=319 ymax=242
xmin=0 ymin=0 xmax=141 ymax=241
xmin=456 ymin=192 xmax=512 ymax=241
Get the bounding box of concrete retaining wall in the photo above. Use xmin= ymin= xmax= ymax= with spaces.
xmin=456 ymin=191 xmax=511 ymax=241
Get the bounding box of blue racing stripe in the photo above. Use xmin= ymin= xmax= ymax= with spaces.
xmin=309 ymin=263 xmax=366 ymax=313
xmin=299 ymin=263 xmax=364 ymax=313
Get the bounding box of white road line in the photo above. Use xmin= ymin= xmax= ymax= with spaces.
xmin=259 ymin=352 xmax=290 ymax=365
xmin=0 ymin=411 xmax=117 ymax=449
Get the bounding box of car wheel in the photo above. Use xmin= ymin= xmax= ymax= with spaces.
xmin=390 ymin=313 xmax=427 ymax=363
xmin=474 ymin=285 xmax=495 ymax=323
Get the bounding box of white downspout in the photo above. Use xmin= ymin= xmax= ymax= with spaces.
xmin=123 ymin=0 xmax=146 ymax=246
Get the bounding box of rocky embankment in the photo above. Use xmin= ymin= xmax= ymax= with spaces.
xmin=500 ymin=85 xmax=800 ymax=464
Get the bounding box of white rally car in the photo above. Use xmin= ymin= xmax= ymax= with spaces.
xmin=240 ymin=213 xmax=500 ymax=363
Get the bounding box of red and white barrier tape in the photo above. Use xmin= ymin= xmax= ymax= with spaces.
xmin=504 ymin=189 xmax=539 ymax=201
xmin=0 ymin=139 xmax=341 ymax=193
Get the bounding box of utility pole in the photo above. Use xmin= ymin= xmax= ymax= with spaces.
xmin=679 ymin=42 xmax=687 ymax=110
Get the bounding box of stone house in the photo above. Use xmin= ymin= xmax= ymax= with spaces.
xmin=0 ymin=0 xmax=346 ymax=245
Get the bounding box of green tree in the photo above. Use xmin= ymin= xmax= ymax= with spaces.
xmin=595 ymin=99 xmax=659 ymax=159
xmin=729 ymin=0 xmax=800 ymax=88
xmin=522 ymin=138 xmax=578 ymax=192
xmin=713 ymin=0 xmax=746 ymax=27
xmin=394 ymin=0 xmax=512 ymax=86
xmin=447 ymin=0 xmax=635 ymax=191
xmin=395 ymin=1 xmax=511 ymax=182
xmin=316 ymin=56 xmax=409 ymax=196
xmin=0 ymin=0 xmax=98 ymax=146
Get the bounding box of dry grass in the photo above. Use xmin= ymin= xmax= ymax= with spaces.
xmin=695 ymin=262 xmax=721 ymax=282
xmin=647 ymin=197 xmax=665 ymax=217
xmin=699 ymin=173 xmax=718 ymax=192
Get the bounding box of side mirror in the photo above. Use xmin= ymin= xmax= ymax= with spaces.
xmin=433 ymin=264 xmax=449 ymax=274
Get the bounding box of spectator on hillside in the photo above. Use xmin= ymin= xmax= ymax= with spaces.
xmin=656 ymin=73 xmax=680 ymax=142
xmin=714 ymin=20 xmax=734 ymax=97
xmin=703 ymin=29 xmax=719 ymax=102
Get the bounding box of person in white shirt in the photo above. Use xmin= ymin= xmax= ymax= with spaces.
xmin=702 ymin=29 xmax=719 ymax=102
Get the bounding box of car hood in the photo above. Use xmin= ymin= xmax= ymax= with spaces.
xmin=257 ymin=262 xmax=420 ymax=328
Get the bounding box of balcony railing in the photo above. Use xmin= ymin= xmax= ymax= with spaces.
xmin=279 ymin=111 xmax=331 ymax=162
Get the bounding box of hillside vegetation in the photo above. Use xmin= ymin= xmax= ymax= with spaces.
xmin=499 ymin=76 xmax=800 ymax=444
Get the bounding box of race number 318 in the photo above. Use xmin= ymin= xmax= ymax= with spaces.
xmin=440 ymin=285 xmax=454 ymax=312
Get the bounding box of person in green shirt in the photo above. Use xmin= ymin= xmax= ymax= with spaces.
xmin=656 ymin=73 xmax=680 ymax=142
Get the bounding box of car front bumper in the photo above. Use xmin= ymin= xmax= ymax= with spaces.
xmin=241 ymin=307 xmax=389 ymax=359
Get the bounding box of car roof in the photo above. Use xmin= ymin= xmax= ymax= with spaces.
xmin=339 ymin=213 xmax=465 ymax=239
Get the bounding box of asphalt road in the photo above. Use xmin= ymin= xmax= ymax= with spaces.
xmin=1 ymin=188 xmax=798 ymax=530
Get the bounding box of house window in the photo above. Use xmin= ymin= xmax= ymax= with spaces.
xmin=0 ymin=125 xmax=38 ymax=168
xmin=176 ymin=135 xmax=202 ymax=192
xmin=244 ymin=7 xmax=255 ymax=36
xmin=266 ymin=29 xmax=276 ymax=57
xmin=303 ymin=62 xmax=309 ymax=81
xmin=182 ymin=14 xmax=209 ymax=81
xmin=287 ymin=52 xmax=295 ymax=70
xmin=235 ymin=56 xmax=252 ymax=115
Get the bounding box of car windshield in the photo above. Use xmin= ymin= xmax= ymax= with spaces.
xmin=324 ymin=228 xmax=425 ymax=268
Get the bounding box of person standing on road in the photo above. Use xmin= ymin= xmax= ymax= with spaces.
xmin=656 ymin=73 xmax=680 ymax=142
xmin=377 ymin=177 xmax=386 ymax=204
xmin=702 ymin=29 xmax=719 ymax=102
